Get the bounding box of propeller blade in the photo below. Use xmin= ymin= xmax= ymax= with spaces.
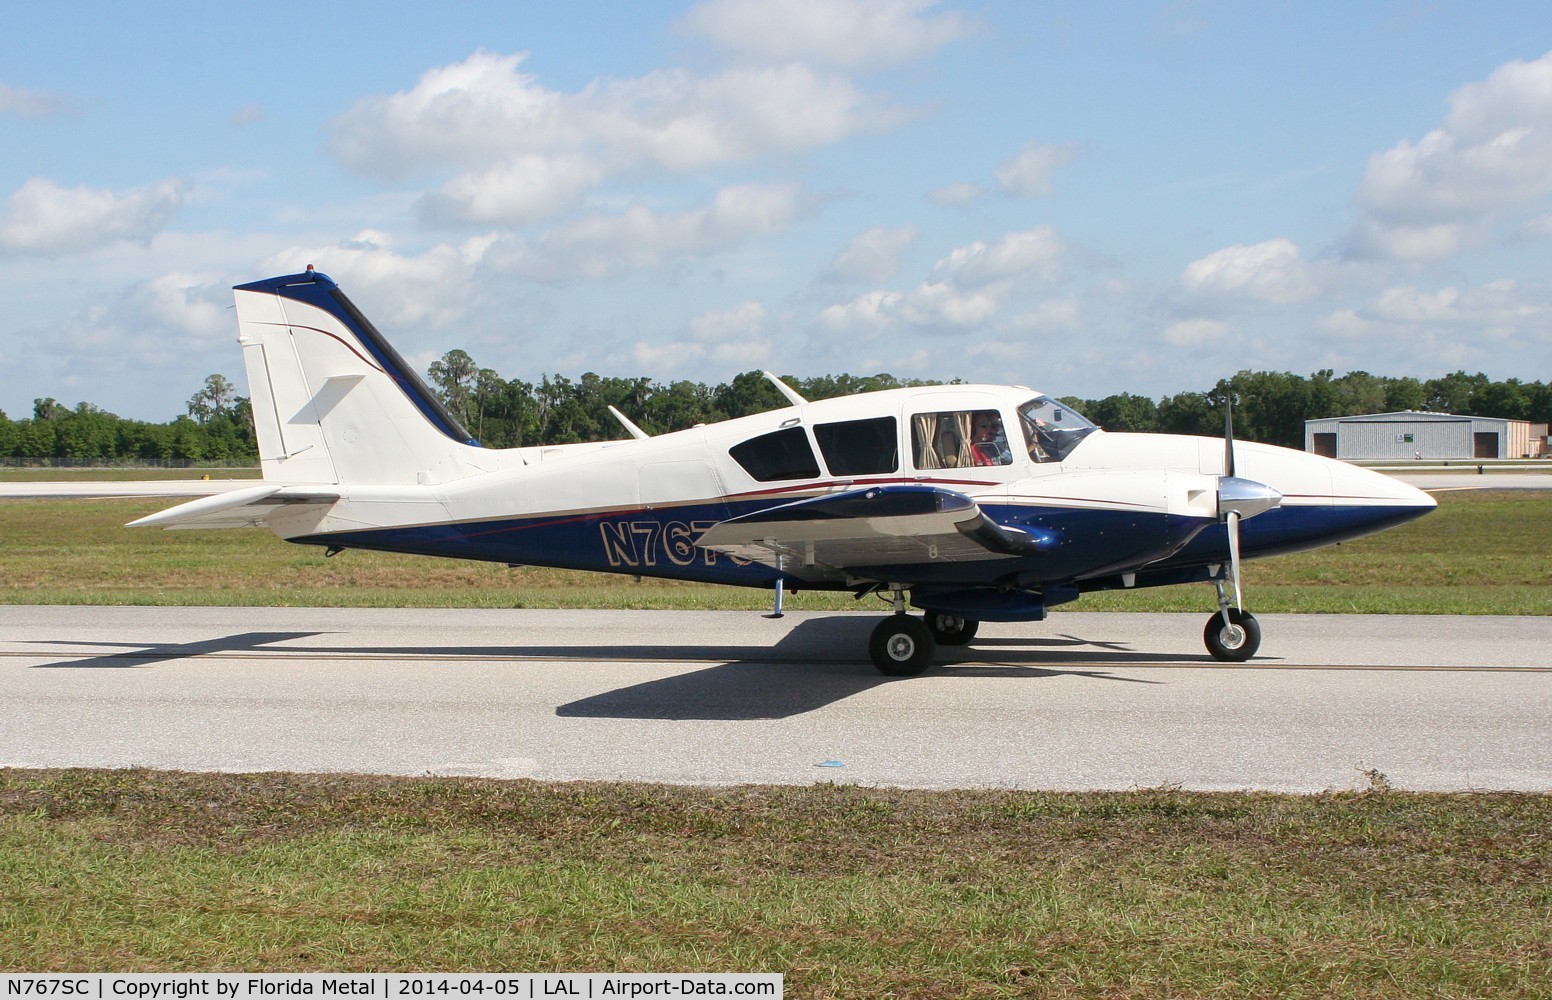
xmin=1225 ymin=509 xmax=1243 ymax=613
xmin=1222 ymin=393 xmax=1236 ymax=478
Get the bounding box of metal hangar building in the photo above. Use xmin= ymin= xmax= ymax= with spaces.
xmin=1304 ymin=411 xmax=1548 ymax=460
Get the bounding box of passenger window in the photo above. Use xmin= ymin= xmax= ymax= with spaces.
xmin=910 ymin=410 xmax=1012 ymax=470
xmin=814 ymin=417 xmax=898 ymax=476
xmin=729 ymin=426 xmax=821 ymax=482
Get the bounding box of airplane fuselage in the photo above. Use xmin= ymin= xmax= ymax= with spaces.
xmin=133 ymin=270 xmax=1438 ymax=670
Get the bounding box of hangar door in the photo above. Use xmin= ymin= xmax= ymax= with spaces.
xmin=1312 ymin=433 xmax=1337 ymax=458
xmin=1474 ymin=432 xmax=1500 ymax=459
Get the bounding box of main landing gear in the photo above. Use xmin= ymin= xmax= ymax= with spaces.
xmin=869 ymin=615 xmax=935 ymax=676
xmin=867 ymin=589 xmax=982 ymax=676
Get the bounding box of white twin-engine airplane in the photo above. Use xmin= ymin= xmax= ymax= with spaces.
xmin=133 ymin=268 xmax=1436 ymax=675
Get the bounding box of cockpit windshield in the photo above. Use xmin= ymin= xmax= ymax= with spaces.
xmin=1018 ymin=396 xmax=1097 ymax=463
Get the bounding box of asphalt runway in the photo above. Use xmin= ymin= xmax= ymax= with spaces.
xmin=2 ymin=605 xmax=1548 ymax=793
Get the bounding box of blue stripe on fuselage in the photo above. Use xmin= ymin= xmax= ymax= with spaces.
xmin=287 ymin=498 xmax=1431 ymax=589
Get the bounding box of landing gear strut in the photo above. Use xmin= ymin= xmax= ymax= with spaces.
xmin=1204 ymin=578 xmax=1260 ymax=661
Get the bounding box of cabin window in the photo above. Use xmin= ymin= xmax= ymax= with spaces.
xmin=1018 ymin=396 xmax=1096 ymax=463
xmin=910 ymin=410 xmax=1012 ymax=470
xmin=814 ymin=416 xmax=898 ymax=476
xmin=729 ymin=426 xmax=821 ymax=482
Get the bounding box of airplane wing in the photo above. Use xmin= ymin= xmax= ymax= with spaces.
xmin=694 ymin=484 xmax=1056 ymax=584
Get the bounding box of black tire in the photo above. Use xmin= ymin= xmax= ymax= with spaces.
xmin=1204 ymin=608 xmax=1261 ymax=662
xmin=869 ymin=616 xmax=936 ymax=676
xmin=927 ymin=613 xmax=979 ymax=646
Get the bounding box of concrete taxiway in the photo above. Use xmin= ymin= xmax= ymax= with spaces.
xmin=2 ymin=605 xmax=1548 ymax=793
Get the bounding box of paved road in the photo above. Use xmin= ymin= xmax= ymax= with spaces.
xmin=2 ymin=606 xmax=1548 ymax=793
xmin=1387 ymin=470 xmax=1552 ymax=490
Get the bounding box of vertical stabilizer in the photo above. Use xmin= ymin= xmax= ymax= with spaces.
xmin=234 ymin=269 xmax=483 ymax=485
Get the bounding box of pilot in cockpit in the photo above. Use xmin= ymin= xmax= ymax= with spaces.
xmin=970 ymin=411 xmax=1012 ymax=466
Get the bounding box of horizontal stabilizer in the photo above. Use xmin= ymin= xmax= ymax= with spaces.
xmin=695 ymin=485 xmax=1054 ymax=583
xmin=127 ymin=484 xmax=339 ymax=530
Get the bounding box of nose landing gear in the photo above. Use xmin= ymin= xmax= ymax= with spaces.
xmin=1205 ymin=577 xmax=1260 ymax=661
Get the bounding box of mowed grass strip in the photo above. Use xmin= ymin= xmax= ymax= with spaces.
xmin=3 ymin=489 xmax=1549 ymax=614
xmin=1 ymin=769 xmax=1548 ymax=995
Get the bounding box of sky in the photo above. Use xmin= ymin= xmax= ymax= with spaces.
xmin=4 ymin=0 xmax=1552 ymax=422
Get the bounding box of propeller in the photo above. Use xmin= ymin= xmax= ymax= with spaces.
xmin=1215 ymin=394 xmax=1282 ymax=621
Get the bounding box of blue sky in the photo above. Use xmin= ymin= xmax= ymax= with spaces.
xmin=4 ymin=0 xmax=1552 ymax=421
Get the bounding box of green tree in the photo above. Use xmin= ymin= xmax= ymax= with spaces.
xmin=186 ymin=374 xmax=238 ymax=425
xmin=712 ymin=372 xmax=787 ymax=420
xmin=1084 ymin=393 xmax=1159 ymax=432
xmin=1332 ymin=371 xmax=1387 ymax=416
xmin=1156 ymin=391 xmax=1216 ymax=437
xmin=427 ymin=350 xmax=480 ymax=428
xmin=1383 ymin=377 xmax=1427 ymax=412
xmin=1425 ymin=371 xmax=1489 ymax=413
xmin=1471 ymin=379 xmax=1529 ymax=420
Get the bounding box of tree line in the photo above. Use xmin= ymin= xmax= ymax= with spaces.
xmin=2 ymin=354 xmax=1548 ymax=463
xmin=1070 ymin=369 xmax=1552 ymax=450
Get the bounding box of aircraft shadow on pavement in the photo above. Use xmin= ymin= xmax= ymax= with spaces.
xmin=27 ymin=632 xmax=330 ymax=669
xmin=27 ymin=618 xmax=1173 ymax=720
xmin=555 ymin=619 xmax=1166 ymax=721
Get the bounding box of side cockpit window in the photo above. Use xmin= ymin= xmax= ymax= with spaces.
xmin=814 ymin=417 xmax=898 ymax=476
xmin=729 ymin=426 xmax=821 ymax=482
xmin=1018 ymin=396 xmax=1097 ymax=463
xmin=910 ymin=410 xmax=1012 ymax=470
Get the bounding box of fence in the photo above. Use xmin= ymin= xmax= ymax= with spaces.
xmin=0 ymin=457 xmax=259 ymax=470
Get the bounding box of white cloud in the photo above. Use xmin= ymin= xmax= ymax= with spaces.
xmin=1008 ymin=297 xmax=1080 ymax=334
xmin=1320 ymin=280 xmax=1549 ymax=338
xmin=29 ymin=270 xmax=241 ymax=417
xmin=682 ymin=0 xmax=969 ymax=71
xmin=1347 ymin=49 xmax=1552 ymax=262
xmin=926 ymin=182 xmax=981 ymax=205
xmin=995 ymin=141 xmax=1077 ymax=198
xmin=258 ymin=229 xmax=498 ymax=329
xmin=0 ymin=177 xmax=190 ymax=256
xmin=636 ymin=337 xmax=775 ymax=373
xmin=417 ymin=154 xmax=605 ymax=226
xmin=817 ymin=227 xmax=1072 ymax=339
xmin=1163 ymin=318 xmax=1230 ymax=347
xmin=330 ymin=52 xmax=564 ymax=178
xmin=816 ymin=289 xmax=902 ymax=339
xmin=1176 ymin=238 xmax=1321 ymax=307
xmin=0 ymin=83 xmax=73 ymax=118
xmin=931 ymin=226 xmax=1067 ymax=288
xmin=690 ymin=300 xmax=767 ymax=342
xmin=824 ymin=224 xmax=918 ymax=282
xmin=488 ymin=182 xmax=814 ymax=282
xmin=330 ymin=50 xmax=903 ymax=226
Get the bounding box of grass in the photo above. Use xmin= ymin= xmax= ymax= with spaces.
xmin=2 ymin=769 xmax=1549 ymax=995
xmin=2 ymin=489 xmax=1549 ymax=614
